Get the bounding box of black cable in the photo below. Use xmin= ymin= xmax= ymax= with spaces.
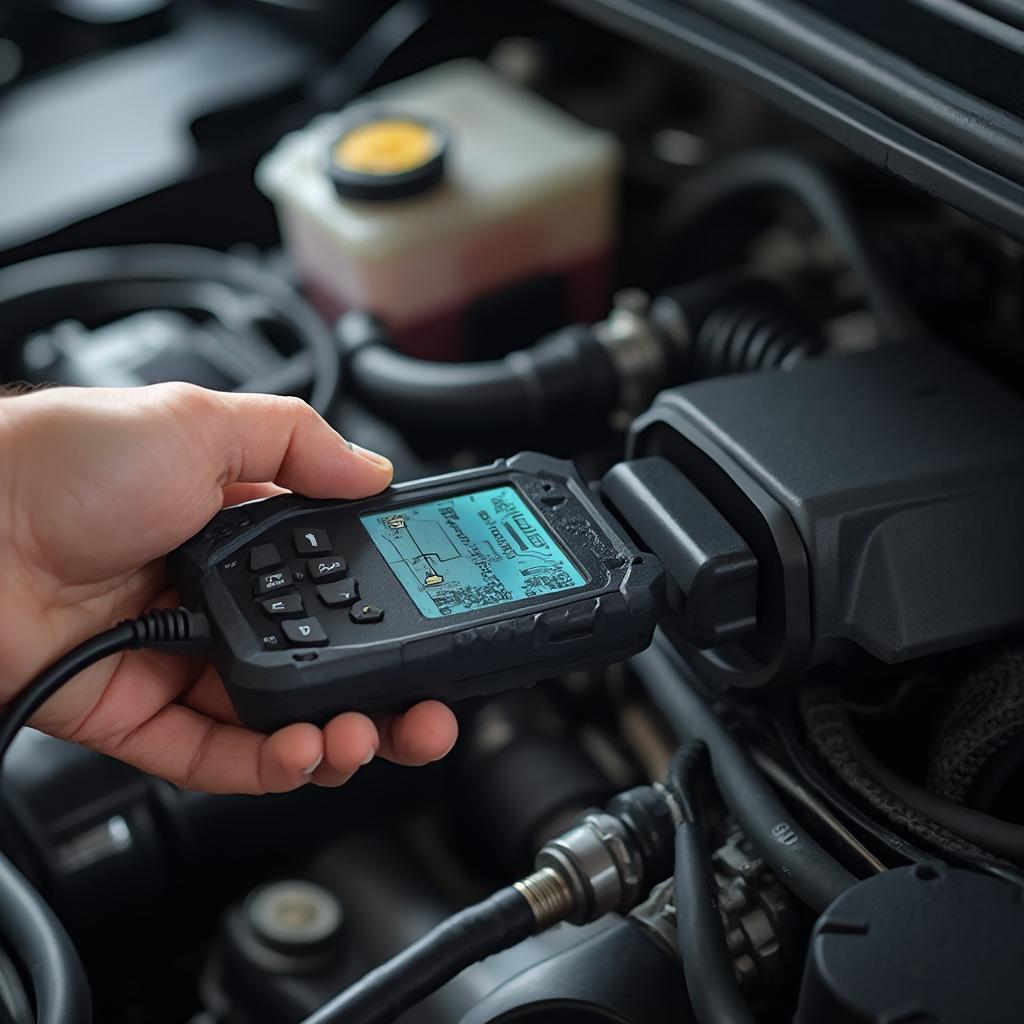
xmin=657 ymin=149 xmax=926 ymax=344
xmin=0 ymin=625 xmax=134 ymax=773
xmin=0 ymin=853 xmax=90 ymax=1024
xmin=192 ymin=0 xmax=435 ymax=165
xmin=0 ymin=942 xmax=33 ymax=1024
xmin=0 ymin=610 xmax=210 ymax=1024
xmin=972 ymin=0 xmax=1024 ymax=31
xmin=669 ymin=741 xmax=756 ymax=1024
xmin=902 ymin=0 xmax=1024 ymax=55
xmin=0 ymin=610 xmax=210 ymax=773
xmin=749 ymin=747 xmax=886 ymax=875
xmin=0 ymin=246 xmax=340 ymax=416
xmin=305 ymin=0 xmax=434 ymax=114
xmin=799 ymin=684 xmax=989 ymax=861
xmin=299 ymin=885 xmax=535 ymax=1024
xmin=969 ymin=734 xmax=1024 ymax=815
xmin=341 ymin=313 xmax=619 ymax=431
xmin=808 ymin=685 xmax=1024 ymax=862
xmin=759 ymin=708 xmax=930 ymax=866
xmin=860 ymin=741 xmax=1024 ymax=862
xmin=633 ymin=638 xmax=857 ymax=911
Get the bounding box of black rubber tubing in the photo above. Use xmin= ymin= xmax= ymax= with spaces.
xmin=680 ymin=0 xmax=1024 ymax=182
xmin=633 ymin=639 xmax=857 ymax=911
xmin=0 ymin=854 xmax=90 ymax=1024
xmin=300 ymin=885 xmax=535 ymax=1024
xmin=902 ymin=0 xmax=1024 ymax=55
xmin=659 ymin=149 xmax=927 ymax=345
xmin=344 ymin=319 xmax=619 ymax=430
xmin=670 ymin=742 xmax=756 ymax=1024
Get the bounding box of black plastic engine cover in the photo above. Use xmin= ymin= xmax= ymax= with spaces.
xmin=628 ymin=342 xmax=1024 ymax=688
xmin=458 ymin=916 xmax=693 ymax=1024
xmin=796 ymin=864 xmax=1024 ymax=1024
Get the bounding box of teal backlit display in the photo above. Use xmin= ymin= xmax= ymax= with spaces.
xmin=361 ymin=486 xmax=587 ymax=618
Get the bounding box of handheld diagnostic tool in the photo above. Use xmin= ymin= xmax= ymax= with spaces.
xmin=168 ymin=453 xmax=663 ymax=731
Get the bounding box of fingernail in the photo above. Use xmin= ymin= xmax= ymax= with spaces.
xmin=360 ymin=747 xmax=376 ymax=767
xmin=347 ymin=440 xmax=392 ymax=470
xmin=301 ymin=754 xmax=323 ymax=776
xmin=434 ymin=736 xmax=458 ymax=762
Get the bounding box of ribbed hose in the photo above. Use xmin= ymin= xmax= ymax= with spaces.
xmin=692 ymin=303 xmax=820 ymax=375
xmin=655 ymin=150 xmax=927 ymax=344
xmin=650 ymin=275 xmax=822 ymax=381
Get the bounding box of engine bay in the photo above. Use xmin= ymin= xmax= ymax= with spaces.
xmin=2 ymin=2 xmax=1024 ymax=1022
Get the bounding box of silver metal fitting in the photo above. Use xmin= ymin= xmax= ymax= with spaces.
xmin=534 ymin=811 xmax=643 ymax=925
xmin=513 ymin=866 xmax=576 ymax=932
xmin=593 ymin=289 xmax=673 ymax=416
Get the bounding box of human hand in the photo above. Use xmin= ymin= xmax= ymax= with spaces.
xmin=0 ymin=384 xmax=458 ymax=793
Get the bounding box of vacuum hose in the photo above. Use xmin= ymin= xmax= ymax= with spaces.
xmin=634 ymin=638 xmax=857 ymax=912
xmin=340 ymin=312 xmax=620 ymax=430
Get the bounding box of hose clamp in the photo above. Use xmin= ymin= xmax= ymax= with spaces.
xmin=593 ymin=289 xmax=674 ymax=417
xmin=535 ymin=811 xmax=643 ymax=924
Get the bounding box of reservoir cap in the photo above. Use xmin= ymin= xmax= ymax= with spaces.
xmin=327 ymin=110 xmax=447 ymax=201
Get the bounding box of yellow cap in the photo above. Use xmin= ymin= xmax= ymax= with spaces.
xmin=333 ymin=119 xmax=441 ymax=177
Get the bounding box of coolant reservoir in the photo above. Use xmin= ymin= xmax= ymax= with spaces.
xmin=256 ymin=59 xmax=621 ymax=360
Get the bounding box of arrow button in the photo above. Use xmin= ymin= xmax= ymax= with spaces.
xmin=316 ymin=579 xmax=359 ymax=608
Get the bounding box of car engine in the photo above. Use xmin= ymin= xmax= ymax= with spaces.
xmin=2 ymin=2 xmax=1024 ymax=1023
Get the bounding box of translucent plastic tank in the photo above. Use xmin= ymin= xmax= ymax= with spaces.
xmin=256 ymin=59 xmax=621 ymax=359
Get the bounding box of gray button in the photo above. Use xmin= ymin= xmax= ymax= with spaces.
xmin=317 ymin=579 xmax=359 ymax=607
xmin=294 ymin=529 xmax=331 ymax=557
xmin=283 ymin=617 xmax=328 ymax=647
xmin=261 ymin=593 xmax=305 ymax=618
xmin=255 ymin=568 xmax=294 ymax=596
xmin=308 ymin=557 xmax=347 ymax=581
xmin=248 ymin=544 xmax=282 ymax=573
